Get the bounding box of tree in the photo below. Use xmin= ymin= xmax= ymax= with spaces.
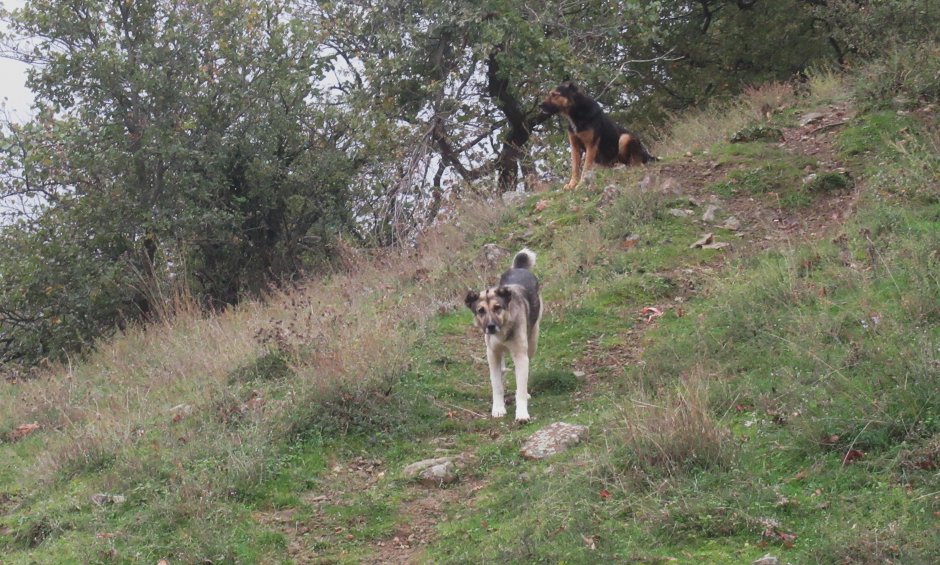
xmin=0 ymin=0 xmax=354 ymax=363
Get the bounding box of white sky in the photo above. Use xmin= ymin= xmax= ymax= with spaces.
xmin=1 ymin=0 xmax=34 ymax=121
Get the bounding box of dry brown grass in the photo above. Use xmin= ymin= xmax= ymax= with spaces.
xmin=654 ymin=81 xmax=797 ymax=157
xmin=610 ymin=368 xmax=731 ymax=483
xmin=0 ymin=198 xmax=505 ymax=485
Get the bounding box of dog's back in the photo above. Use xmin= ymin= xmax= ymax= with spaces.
xmin=499 ymin=249 xmax=541 ymax=328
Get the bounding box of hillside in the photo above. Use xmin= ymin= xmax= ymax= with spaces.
xmin=1 ymin=69 xmax=939 ymax=564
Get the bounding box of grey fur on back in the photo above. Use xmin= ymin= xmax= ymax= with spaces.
xmin=499 ymin=267 xmax=541 ymax=329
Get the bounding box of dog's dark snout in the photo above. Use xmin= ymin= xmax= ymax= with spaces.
xmin=486 ymin=324 xmax=498 ymax=334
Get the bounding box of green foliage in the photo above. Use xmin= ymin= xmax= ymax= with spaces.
xmin=227 ymin=351 xmax=293 ymax=384
xmin=730 ymin=125 xmax=784 ymax=143
xmin=0 ymin=0 xmax=355 ymax=363
xmin=805 ymin=171 xmax=852 ymax=193
xmin=529 ymin=369 xmax=579 ymax=394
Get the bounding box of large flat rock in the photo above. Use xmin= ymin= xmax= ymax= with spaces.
xmin=520 ymin=422 xmax=589 ymax=460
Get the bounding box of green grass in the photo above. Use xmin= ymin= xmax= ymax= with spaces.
xmin=2 ymin=64 xmax=940 ymax=564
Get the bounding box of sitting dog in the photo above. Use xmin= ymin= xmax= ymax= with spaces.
xmin=465 ymin=248 xmax=542 ymax=422
xmin=540 ymin=81 xmax=656 ymax=190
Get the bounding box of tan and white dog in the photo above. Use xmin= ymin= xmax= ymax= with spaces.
xmin=465 ymin=248 xmax=542 ymax=422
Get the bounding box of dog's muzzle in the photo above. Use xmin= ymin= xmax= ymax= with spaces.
xmin=485 ymin=324 xmax=498 ymax=335
xmin=540 ymin=102 xmax=559 ymax=114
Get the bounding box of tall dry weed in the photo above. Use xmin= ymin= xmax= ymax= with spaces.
xmin=609 ymin=369 xmax=731 ymax=484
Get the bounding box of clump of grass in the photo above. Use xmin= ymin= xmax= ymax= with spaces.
xmin=529 ymin=369 xmax=579 ymax=394
xmin=601 ymin=184 xmax=670 ymax=240
xmin=853 ymin=40 xmax=940 ymax=109
xmin=655 ymin=81 xmax=796 ymax=156
xmin=227 ymin=350 xmax=292 ymax=384
xmin=730 ymin=125 xmax=784 ymax=143
xmin=805 ymin=171 xmax=853 ymax=193
xmin=610 ymin=371 xmax=731 ymax=482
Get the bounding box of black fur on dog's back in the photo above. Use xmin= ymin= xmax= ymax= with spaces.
xmin=499 ymin=249 xmax=540 ymax=329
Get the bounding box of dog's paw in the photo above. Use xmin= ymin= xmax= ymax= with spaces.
xmin=492 ymin=405 xmax=507 ymax=418
xmin=563 ymin=180 xmax=578 ymax=191
xmin=514 ymin=409 xmax=531 ymax=423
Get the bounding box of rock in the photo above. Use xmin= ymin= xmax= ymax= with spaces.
xmin=701 ymin=241 xmax=731 ymax=250
xmin=90 ymin=493 xmax=126 ymax=506
xmin=501 ymin=191 xmax=527 ymax=206
xmin=169 ymin=403 xmax=193 ymax=422
xmin=668 ymin=208 xmax=694 ymax=218
xmin=752 ymin=554 xmax=780 ymax=565
xmin=403 ymin=457 xmax=459 ymax=487
xmin=702 ymin=204 xmax=719 ymax=223
xmin=482 ymin=243 xmax=509 ymax=265
xmin=721 ymin=216 xmax=741 ymax=231
xmin=520 ymin=422 xmax=589 ymax=460
xmin=799 ymin=111 xmax=826 ymax=127
xmin=690 ymin=233 xmax=714 ymax=249
xmin=660 ymin=176 xmax=681 ymax=194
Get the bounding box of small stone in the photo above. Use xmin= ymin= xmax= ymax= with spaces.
xmin=752 ymin=554 xmax=780 ymax=565
xmin=660 ymin=176 xmax=681 ymax=194
xmin=690 ymin=233 xmax=714 ymax=249
xmin=799 ymin=111 xmax=826 ymax=127
xmin=502 ymin=191 xmax=527 ymax=206
xmin=90 ymin=493 xmax=126 ymax=506
xmin=521 ymin=422 xmax=589 ymax=460
xmin=403 ymin=457 xmax=460 ymax=487
xmin=702 ymin=204 xmax=719 ymax=223
xmin=668 ymin=208 xmax=694 ymax=218
xmin=482 ymin=243 xmax=509 ymax=265
xmin=721 ymin=216 xmax=741 ymax=230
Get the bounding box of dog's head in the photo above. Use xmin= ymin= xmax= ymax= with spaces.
xmin=540 ymin=81 xmax=579 ymax=115
xmin=465 ymin=287 xmax=513 ymax=336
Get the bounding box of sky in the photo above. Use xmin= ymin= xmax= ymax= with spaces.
xmin=1 ymin=0 xmax=34 ymax=121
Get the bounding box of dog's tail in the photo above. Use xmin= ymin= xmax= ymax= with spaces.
xmin=513 ymin=248 xmax=537 ymax=270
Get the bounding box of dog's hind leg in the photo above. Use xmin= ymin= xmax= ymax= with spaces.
xmin=528 ymin=320 xmax=540 ymax=361
xmin=487 ymin=346 xmax=507 ymax=418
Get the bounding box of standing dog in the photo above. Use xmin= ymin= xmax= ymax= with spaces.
xmin=540 ymin=81 xmax=656 ymax=190
xmin=465 ymin=249 xmax=542 ymax=423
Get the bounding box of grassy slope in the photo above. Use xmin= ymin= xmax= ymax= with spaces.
xmin=1 ymin=71 xmax=938 ymax=564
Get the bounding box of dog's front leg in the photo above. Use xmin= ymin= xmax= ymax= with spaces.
xmin=486 ymin=346 xmax=507 ymax=418
xmin=509 ymin=343 xmax=531 ymax=423
xmin=564 ymin=131 xmax=583 ymax=190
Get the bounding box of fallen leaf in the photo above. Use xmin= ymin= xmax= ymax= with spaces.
xmin=10 ymin=422 xmax=40 ymax=441
xmin=842 ymin=449 xmax=865 ymax=465
xmin=599 ymin=489 xmax=612 ymax=500
xmin=581 ymin=534 xmax=597 ymax=550
xmin=641 ymin=306 xmax=664 ymax=323
xmin=534 ymin=199 xmax=549 ymax=212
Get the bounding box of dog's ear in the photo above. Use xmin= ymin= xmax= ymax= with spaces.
xmin=464 ymin=290 xmax=480 ymax=310
xmin=495 ymin=286 xmax=513 ymax=303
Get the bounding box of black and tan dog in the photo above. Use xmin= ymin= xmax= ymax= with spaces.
xmin=465 ymin=249 xmax=542 ymax=423
xmin=541 ymin=81 xmax=656 ymax=190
